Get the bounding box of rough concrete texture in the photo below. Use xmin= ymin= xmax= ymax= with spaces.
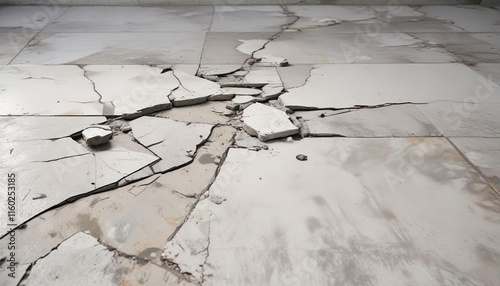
xmin=0 ymin=4 xmax=499 ymax=286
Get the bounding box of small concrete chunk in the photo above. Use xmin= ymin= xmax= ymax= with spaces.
xmin=82 ymin=125 xmax=113 ymax=146
xmin=242 ymin=103 xmax=299 ymax=141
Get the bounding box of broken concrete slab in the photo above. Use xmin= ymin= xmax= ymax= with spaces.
xmin=0 ymin=116 xmax=106 ymax=142
xmin=210 ymin=87 xmax=261 ymax=101
xmin=280 ymin=63 xmax=500 ymax=110
xmin=0 ymin=126 xmax=235 ymax=281
xmin=297 ymin=105 xmax=441 ymax=137
xmin=82 ymin=125 xmax=113 ymax=146
xmin=20 ymin=232 xmax=193 ymax=286
xmin=0 ymin=65 xmax=103 ymax=115
xmin=175 ymin=137 xmax=500 ymax=285
xmin=260 ymin=84 xmax=284 ymax=100
xmin=222 ymin=87 xmax=262 ymax=97
xmin=232 ymin=95 xmax=256 ymax=105
xmin=169 ymin=71 xmax=223 ymax=107
xmin=242 ymin=103 xmax=299 ymax=141
xmin=450 ymin=137 xmax=500 ymax=195
xmin=83 ymin=65 xmax=178 ymax=117
xmin=129 ymin=116 xmax=213 ymax=173
xmin=0 ymin=137 xmax=158 ymax=236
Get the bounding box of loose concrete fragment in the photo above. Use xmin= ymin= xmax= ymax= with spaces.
xmin=242 ymin=103 xmax=299 ymax=141
xmin=260 ymin=84 xmax=284 ymax=100
xmin=170 ymin=71 xmax=223 ymax=107
xmin=82 ymin=125 xmax=113 ymax=146
xmin=232 ymin=95 xmax=256 ymax=105
xmin=223 ymin=110 xmax=235 ymax=117
xmin=210 ymin=87 xmax=260 ymax=101
xmin=129 ymin=116 xmax=213 ymax=173
xmin=22 ymin=232 xmax=193 ymax=286
xmin=222 ymin=87 xmax=262 ymax=96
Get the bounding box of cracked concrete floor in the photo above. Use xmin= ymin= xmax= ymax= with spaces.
xmin=0 ymin=4 xmax=500 ymax=286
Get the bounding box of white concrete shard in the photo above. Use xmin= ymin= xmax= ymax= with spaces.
xmin=0 ymin=65 xmax=102 ymax=115
xmin=222 ymin=87 xmax=262 ymax=96
xmin=170 ymin=71 xmax=223 ymax=107
xmin=450 ymin=137 xmax=500 ymax=194
xmin=22 ymin=232 xmax=193 ymax=286
xmin=0 ymin=138 xmax=158 ymax=235
xmin=280 ymin=63 xmax=500 ymax=110
xmin=129 ymin=116 xmax=213 ymax=173
xmin=297 ymin=105 xmax=441 ymax=137
xmin=83 ymin=65 xmax=178 ymax=117
xmin=0 ymin=116 xmax=106 ymax=142
xmin=232 ymin=95 xmax=256 ymax=105
xmin=162 ymin=202 xmax=211 ymax=281
xmin=261 ymin=84 xmax=284 ymax=100
xmin=82 ymin=125 xmax=113 ymax=146
xmin=191 ymin=138 xmax=499 ymax=285
xmin=211 ymin=87 xmax=261 ymax=101
xmin=242 ymin=103 xmax=299 ymax=141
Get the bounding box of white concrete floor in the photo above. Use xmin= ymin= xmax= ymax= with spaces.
xmin=0 ymin=4 xmax=499 ymax=286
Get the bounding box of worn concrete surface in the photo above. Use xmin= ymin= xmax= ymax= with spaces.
xmin=0 ymin=4 xmax=499 ymax=286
